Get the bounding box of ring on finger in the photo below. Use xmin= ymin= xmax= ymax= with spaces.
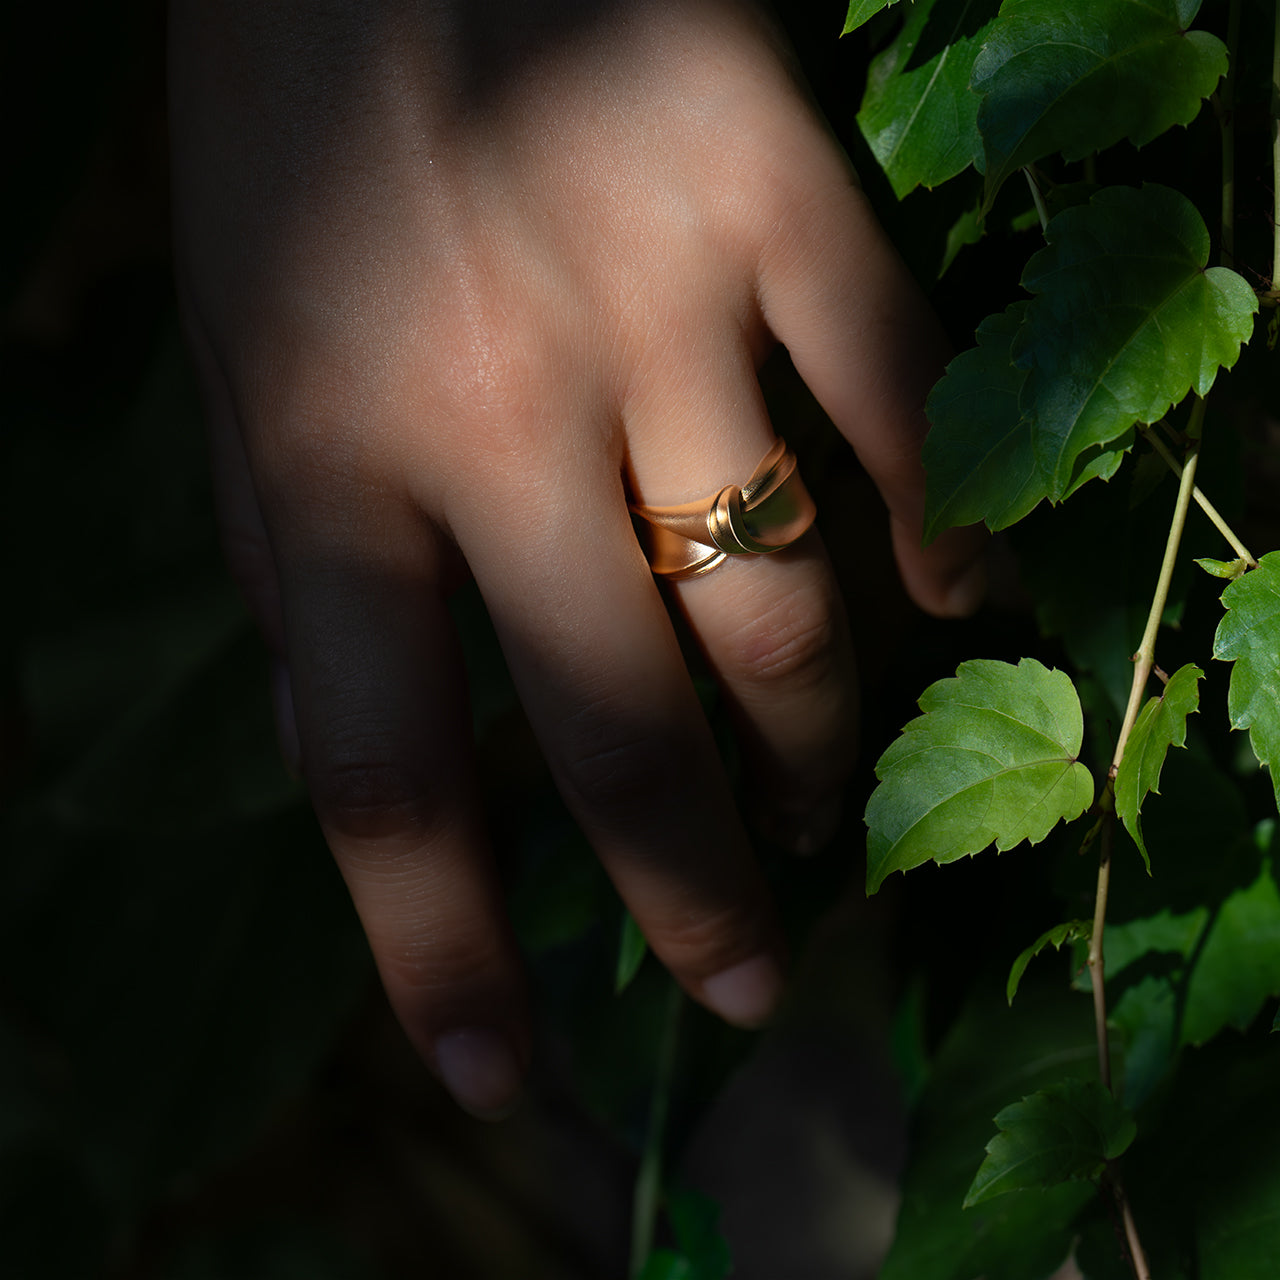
xmin=630 ymin=441 xmax=817 ymax=580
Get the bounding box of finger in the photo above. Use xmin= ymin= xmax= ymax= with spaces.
xmin=183 ymin=311 xmax=303 ymax=768
xmin=758 ymin=176 xmax=987 ymax=618
xmin=451 ymin=434 xmax=786 ymax=1029
xmin=267 ymin=503 xmax=530 ymax=1120
xmin=624 ymin=337 xmax=858 ymax=855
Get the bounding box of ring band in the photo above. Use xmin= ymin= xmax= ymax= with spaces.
xmin=630 ymin=441 xmax=817 ymax=580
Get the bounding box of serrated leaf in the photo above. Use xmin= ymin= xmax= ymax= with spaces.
xmin=1014 ymin=185 xmax=1257 ymax=497
xmin=964 ymin=1079 xmax=1136 ymax=1207
xmin=843 ymin=0 xmax=900 ymax=34
xmin=1214 ymin=552 xmax=1280 ymax=810
xmin=1115 ymin=663 xmax=1203 ymax=871
xmin=1183 ymin=860 xmax=1280 ymax=1046
xmin=865 ymin=658 xmax=1094 ymax=893
xmin=971 ymin=0 xmax=1227 ymax=207
xmin=1196 ymin=556 xmax=1250 ymax=581
xmin=615 ymin=911 xmax=648 ymax=995
xmin=857 ymin=0 xmax=998 ymax=197
xmin=1007 ymin=919 xmax=1091 ymax=1004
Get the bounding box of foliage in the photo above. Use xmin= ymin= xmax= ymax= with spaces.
xmin=848 ymin=0 xmax=1280 ymax=1273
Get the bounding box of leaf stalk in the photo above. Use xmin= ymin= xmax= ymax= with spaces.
xmin=1138 ymin=423 xmax=1255 ymax=565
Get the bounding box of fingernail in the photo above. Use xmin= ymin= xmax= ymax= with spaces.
xmin=945 ymin=559 xmax=987 ymax=617
xmin=433 ymin=1027 xmax=524 ymax=1121
xmin=700 ymin=954 xmax=784 ymax=1030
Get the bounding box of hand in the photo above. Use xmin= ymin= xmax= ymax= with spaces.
xmin=168 ymin=0 xmax=984 ymax=1118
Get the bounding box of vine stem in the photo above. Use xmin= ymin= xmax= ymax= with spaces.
xmin=1086 ymin=399 xmax=1204 ymax=1280
xmin=629 ymin=981 xmax=684 ymax=1278
xmin=1273 ymin=0 xmax=1280 ymax=288
xmin=1219 ymin=0 xmax=1241 ymax=266
xmin=1138 ymin=423 xmax=1256 ymax=565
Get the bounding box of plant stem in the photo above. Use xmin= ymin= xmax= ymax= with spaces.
xmin=1273 ymin=0 xmax=1280 ymax=287
xmin=629 ymin=981 xmax=684 ymax=1278
xmin=1086 ymin=406 xmax=1203 ymax=1280
xmin=1138 ymin=423 xmax=1256 ymax=565
xmin=1112 ymin=402 xmax=1205 ymax=760
xmin=1219 ymin=0 xmax=1241 ymax=266
xmin=1089 ymin=806 xmax=1116 ymax=1090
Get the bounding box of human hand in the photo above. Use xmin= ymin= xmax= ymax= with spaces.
xmin=168 ymin=0 xmax=984 ymax=1118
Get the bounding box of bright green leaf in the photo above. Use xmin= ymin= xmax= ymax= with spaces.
xmin=615 ymin=911 xmax=648 ymax=995
xmin=857 ymin=0 xmax=998 ymax=197
xmin=1183 ymin=860 xmax=1280 ymax=1046
xmin=1007 ymin=919 xmax=1091 ymax=1004
xmin=1197 ymin=556 xmax=1250 ymax=581
xmin=865 ymin=658 xmax=1094 ymax=894
xmin=971 ymin=0 xmax=1227 ymax=207
xmin=1115 ymin=663 xmax=1203 ymax=871
xmin=843 ymin=0 xmax=900 ymax=34
xmin=1015 ymin=185 xmax=1257 ymax=497
xmin=1214 ymin=552 xmax=1280 ymax=810
xmin=964 ymin=1079 xmax=1136 ymax=1207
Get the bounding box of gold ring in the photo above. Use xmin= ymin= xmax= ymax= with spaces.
xmin=630 ymin=441 xmax=817 ymax=580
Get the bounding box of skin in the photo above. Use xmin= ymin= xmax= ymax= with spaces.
xmin=168 ymin=0 xmax=985 ymax=1119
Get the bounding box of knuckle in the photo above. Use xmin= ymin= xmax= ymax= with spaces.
xmin=557 ymin=715 xmax=693 ymax=828
xmin=648 ymin=901 xmax=764 ymax=977
xmin=722 ymin=594 xmax=842 ymax=693
xmin=308 ymin=740 xmax=438 ymax=843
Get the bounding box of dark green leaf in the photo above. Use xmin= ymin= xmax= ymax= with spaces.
xmin=1015 ymin=185 xmax=1257 ymax=498
xmin=879 ymin=982 xmax=1098 ymax=1280
xmin=964 ymin=1079 xmax=1135 ymax=1207
xmin=1183 ymin=860 xmax=1280 ymax=1046
xmin=865 ymin=658 xmax=1094 ymax=893
xmin=615 ymin=911 xmax=649 ymax=994
xmin=1115 ymin=663 xmax=1203 ymax=871
xmin=1007 ymin=919 xmax=1091 ymax=1004
xmin=668 ymin=1189 xmax=733 ymax=1280
xmin=1214 ymin=552 xmax=1280 ymax=810
xmin=843 ymin=0 xmax=900 ymax=35
xmin=857 ymin=0 xmax=997 ymax=197
xmin=636 ymin=1250 xmax=695 ymax=1280
xmin=923 ymin=304 xmax=1037 ymax=539
xmin=971 ymin=0 xmax=1227 ymax=206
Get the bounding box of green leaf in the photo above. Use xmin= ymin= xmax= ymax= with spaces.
xmin=1115 ymin=663 xmax=1203 ymax=872
xmin=971 ymin=0 xmax=1227 ymax=207
xmin=857 ymin=0 xmax=998 ymax=198
xmin=668 ymin=1189 xmax=733 ymax=1280
xmin=1007 ymin=919 xmax=1091 ymax=1004
xmin=615 ymin=911 xmax=649 ymax=994
xmin=843 ymin=0 xmax=900 ymax=34
xmin=1196 ymin=556 xmax=1250 ymax=581
xmin=636 ymin=1250 xmax=695 ymax=1280
xmin=923 ymin=304 xmax=1037 ymax=539
xmin=964 ymin=1079 xmax=1136 ymax=1207
xmin=879 ymin=982 xmax=1099 ymax=1280
xmin=1015 ymin=185 xmax=1258 ymax=497
xmin=865 ymin=658 xmax=1094 ymax=894
xmin=1183 ymin=860 xmax=1280 ymax=1046
xmin=1214 ymin=552 xmax=1280 ymax=810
